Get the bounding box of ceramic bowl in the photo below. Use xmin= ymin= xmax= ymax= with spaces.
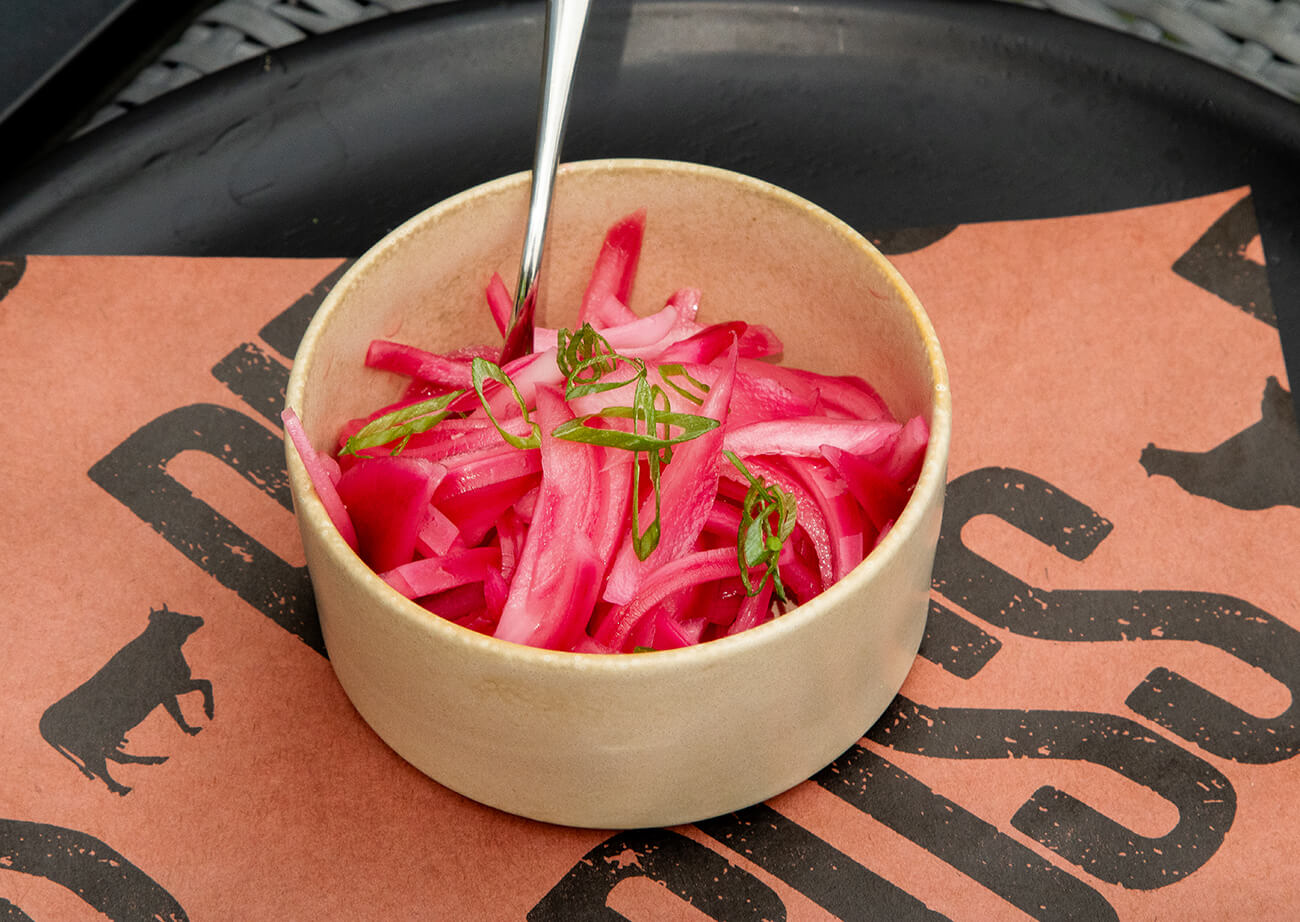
xmin=284 ymin=159 xmax=951 ymax=828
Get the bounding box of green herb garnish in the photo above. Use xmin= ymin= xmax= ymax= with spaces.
xmin=472 ymin=357 xmax=542 ymax=450
xmin=556 ymin=323 xmax=641 ymax=400
xmin=724 ymin=450 xmax=797 ymax=599
xmin=630 ymin=376 xmax=669 ymax=559
xmin=658 ymin=363 xmax=711 ymax=406
xmin=549 ymin=405 xmax=720 ymax=453
xmin=340 ymin=391 xmax=465 ymax=456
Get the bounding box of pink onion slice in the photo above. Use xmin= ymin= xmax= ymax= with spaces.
xmin=578 ymin=209 xmax=645 ymax=329
xmin=366 ymin=340 xmax=474 ymax=390
xmin=282 ymin=408 xmax=359 ymax=550
xmin=383 ymin=545 xmax=503 ymax=599
xmin=335 ymin=455 xmax=444 ymax=572
xmin=597 ymin=546 xmax=740 ymax=651
xmin=724 ymin=417 xmax=901 ymax=459
xmin=493 ymin=388 xmax=603 ymax=649
xmin=821 ymin=444 xmax=909 ymax=537
xmin=485 ymin=271 xmax=512 ymax=336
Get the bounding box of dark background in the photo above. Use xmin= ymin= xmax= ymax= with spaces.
xmin=1 ymin=0 xmax=212 ymax=174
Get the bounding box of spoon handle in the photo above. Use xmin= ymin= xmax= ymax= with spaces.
xmin=501 ymin=0 xmax=593 ymax=364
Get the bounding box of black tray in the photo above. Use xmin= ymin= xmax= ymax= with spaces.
xmin=0 ymin=0 xmax=1296 ymax=379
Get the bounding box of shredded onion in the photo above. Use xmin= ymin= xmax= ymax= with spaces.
xmin=284 ymin=209 xmax=928 ymax=653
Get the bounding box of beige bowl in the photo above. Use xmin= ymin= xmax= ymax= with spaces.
xmin=285 ymin=159 xmax=950 ymax=829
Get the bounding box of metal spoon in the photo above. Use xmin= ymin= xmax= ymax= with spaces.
xmin=500 ymin=0 xmax=593 ymax=365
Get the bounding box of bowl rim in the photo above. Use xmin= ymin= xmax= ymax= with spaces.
xmin=285 ymin=157 xmax=951 ymax=674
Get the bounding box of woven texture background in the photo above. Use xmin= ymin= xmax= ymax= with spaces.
xmin=85 ymin=0 xmax=1300 ymax=133
xmin=1008 ymin=0 xmax=1300 ymax=99
xmin=84 ymin=0 xmax=446 ymax=132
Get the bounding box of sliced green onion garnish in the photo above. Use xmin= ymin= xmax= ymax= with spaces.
xmin=340 ymin=390 xmax=465 ymax=456
xmin=556 ymin=324 xmax=642 ymax=400
xmin=472 ymin=357 xmax=542 ymax=450
xmin=550 ymin=406 xmax=719 ymax=452
xmin=630 ymin=447 xmax=663 ymax=561
xmin=724 ymin=450 xmax=797 ymax=599
xmin=659 ymin=363 xmax=711 ymax=406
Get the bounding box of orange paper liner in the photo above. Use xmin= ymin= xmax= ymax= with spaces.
xmin=0 ymin=187 xmax=1295 ymax=921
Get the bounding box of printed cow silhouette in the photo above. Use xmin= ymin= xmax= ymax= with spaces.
xmin=1141 ymin=376 xmax=1300 ymax=510
xmin=39 ymin=604 xmax=214 ymax=795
